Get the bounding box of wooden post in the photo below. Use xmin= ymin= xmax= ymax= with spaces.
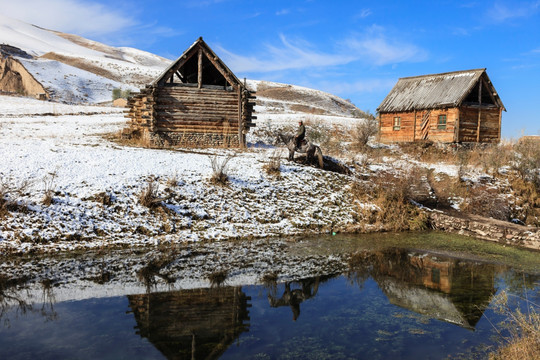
xmin=413 ymin=109 xmax=417 ymax=141
xmin=197 ymin=48 xmax=203 ymax=89
xmin=455 ymin=108 xmax=460 ymax=142
xmin=476 ymin=80 xmax=482 ymax=142
xmin=498 ymin=107 xmax=502 ymax=143
xmin=238 ymin=85 xmax=244 ymax=148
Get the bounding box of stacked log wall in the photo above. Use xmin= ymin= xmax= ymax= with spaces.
xmin=458 ymin=106 xmax=500 ymax=143
xmin=125 ymin=85 xmax=255 ymax=148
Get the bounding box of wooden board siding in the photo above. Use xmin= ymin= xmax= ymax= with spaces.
xmin=458 ymin=106 xmax=501 ymax=143
xmin=380 ymin=111 xmax=416 ymax=142
xmin=419 ymin=108 xmax=458 ymax=143
xmin=380 ymin=108 xmax=458 ymax=143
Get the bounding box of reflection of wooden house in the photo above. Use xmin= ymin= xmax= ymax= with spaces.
xmin=364 ymin=249 xmax=497 ymax=329
xmin=377 ymin=69 xmax=505 ymax=143
xmin=127 ymin=287 xmax=250 ymax=360
xmin=125 ymin=37 xmax=256 ymax=148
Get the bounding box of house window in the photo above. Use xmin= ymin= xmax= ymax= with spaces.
xmin=438 ymin=115 xmax=447 ymax=130
xmin=393 ymin=116 xmax=401 ymax=131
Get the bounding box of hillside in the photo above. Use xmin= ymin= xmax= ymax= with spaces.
xmin=0 ymin=14 xmax=365 ymax=121
xmin=0 ymin=14 xmax=170 ymax=103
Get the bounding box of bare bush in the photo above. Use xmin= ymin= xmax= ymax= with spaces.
xmin=351 ymin=167 xmax=429 ymax=231
xmin=42 ymin=172 xmax=57 ymax=206
xmin=139 ymin=178 xmax=163 ymax=208
xmin=208 ymin=270 xmax=228 ymax=287
xmin=209 ymin=154 xmax=235 ymax=185
xmin=353 ymin=117 xmax=379 ymax=148
xmin=462 ymin=185 xmax=511 ymax=221
xmin=513 ymin=139 xmax=540 ymax=188
xmin=489 ymin=291 xmax=540 ymax=360
xmin=263 ymin=149 xmax=282 ymax=176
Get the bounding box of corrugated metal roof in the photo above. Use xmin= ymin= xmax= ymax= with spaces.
xmin=377 ymin=69 xmax=490 ymax=113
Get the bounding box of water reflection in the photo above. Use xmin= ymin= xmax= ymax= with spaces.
xmin=127 ymin=287 xmax=250 ymax=360
xmin=267 ymin=277 xmax=321 ymax=321
xmin=0 ymin=243 xmax=534 ymax=360
xmin=348 ymin=248 xmax=497 ymax=329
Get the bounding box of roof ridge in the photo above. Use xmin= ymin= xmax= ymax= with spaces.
xmin=398 ymin=68 xmax=486 ymax=81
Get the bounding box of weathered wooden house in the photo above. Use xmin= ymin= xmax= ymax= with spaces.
xmin=377 ymin=69 xmax=505 ymax=143
xmin=126 ymin=37 xmax=255 ymax=148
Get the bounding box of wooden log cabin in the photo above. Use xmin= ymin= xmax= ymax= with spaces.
xmin=377 ymin=69 xmax=505 ymax=143
xmin=126 ymin=37 xmax=255 ymax=148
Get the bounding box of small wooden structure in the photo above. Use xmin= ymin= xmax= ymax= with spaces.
xmin=128 ymin=287 xmax=250 ymax=359
xmin=126 ymin=37 xmax=255 ymax=148
xmin=377 ymin=69 xmax=505 ymax=143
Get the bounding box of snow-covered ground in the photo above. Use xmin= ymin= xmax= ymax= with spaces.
xmin=0 ymin=96 xmax=360 ymax=254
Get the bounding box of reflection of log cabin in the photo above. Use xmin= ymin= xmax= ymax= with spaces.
xmin=127 ymin=287 xmax=250 ymax=360
xmin=125 ymin=37 xmax=256 ymax=148
xmin=352 ymin=249 xmax=497 ymax=329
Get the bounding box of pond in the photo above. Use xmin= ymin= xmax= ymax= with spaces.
xmin=0 ymin=232 xmax=538 ymax=359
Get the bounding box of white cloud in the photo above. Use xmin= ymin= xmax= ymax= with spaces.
xmin=0 ymin=0 xmax=136 ymax=36
xmin=219 ymin=28 xmax=427 ymax=74
xmin=218 ymin=34 xmax=357 ymax=73
xmin=486 ymin=1 xmax=540 ymax=22
xmin=276 ymin=9 xmax=290 ymax=16
xmin=355 ymin=9 xmax=372 ymax=19
xmin=342 ymin=26 xmax=428 ymax=66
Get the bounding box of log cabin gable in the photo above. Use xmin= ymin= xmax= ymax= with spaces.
xmin=459 ymin=73 xmax=505 ymax=110
xmin=153 ymin=37 xmax=241 ymax=91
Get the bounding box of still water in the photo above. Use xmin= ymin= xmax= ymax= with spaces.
xmin=0 ymin=235 xmax=538 ymax=359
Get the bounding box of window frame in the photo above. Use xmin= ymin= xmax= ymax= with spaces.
xmin=437 ymin=114 xmax=447 ymax=130
xmin=393 ymin=116 xmax=401 ymax=131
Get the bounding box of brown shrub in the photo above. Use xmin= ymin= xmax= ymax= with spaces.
xmin=351 ymin=167 xmax=430 ymax=231
xmin=263 ymin=149 xmax=282 ymax=176
xmin=353 ymin=117 xmax=379 ymax=149
xmin=139 ymin=179 xmax=163 ymax=208
xmin=209 ymin=154 xmax=235 ymax=185
xmin=461 ymin=185 xmax=511 ymax=221
xmin=489 ymin=291 xmax=540 ymax=360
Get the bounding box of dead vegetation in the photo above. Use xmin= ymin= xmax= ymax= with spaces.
xmin=139 ymin=178 xmax=165 ymax=209
xmin=209 ymin=154 xmax=235 ymax=185
xmin=489 ymin=291 xmax=540 ymax=360
xmin=263 ymin=149 xmax=282 ymax=176
xmin=351 ymin=167 xmax=430 ymax=231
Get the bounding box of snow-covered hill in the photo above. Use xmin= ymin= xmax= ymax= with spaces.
xmin=0 ymin=14 xmax=171 ymax=103
xmin=0 ymin=14 xmax=365 ymax=120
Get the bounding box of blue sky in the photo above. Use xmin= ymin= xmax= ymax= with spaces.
xmin=2 ymin=0 xmax=540 ymax=139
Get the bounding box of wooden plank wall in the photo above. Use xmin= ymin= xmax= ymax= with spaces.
xmin=458 ymin=106 xmax=500 ymax=143
xmin=379 ymin=108 xmax=458 ymax=143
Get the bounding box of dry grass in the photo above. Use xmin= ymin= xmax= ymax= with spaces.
xmin=41 ymin=172 xmax=57 ymax=206
xmin=209 ymin=154 xmax=235 ymax=185
xmin=489 ymin=291 xmax=540 ymax=360
xmin=263 ymin=149 xmax=282 ymax=176
xmin=352 ymin=167 xmax=430 ymax=231
xmin=0 ymin=178 xmax=27 ymax=219
xmin=139 ymin=178 xmax=163 ymax=209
